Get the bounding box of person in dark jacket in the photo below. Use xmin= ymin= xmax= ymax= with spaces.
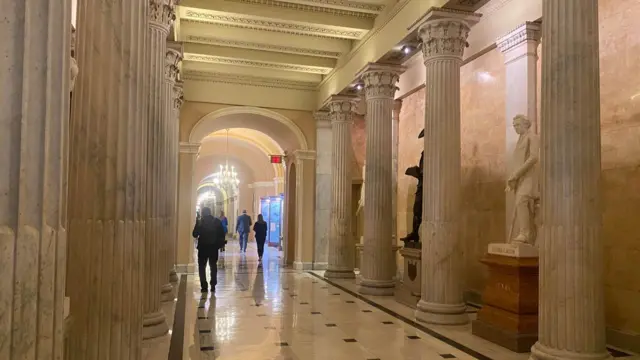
xmin=253 ymin=214 xmax=268 ymax=261
xmin=192 ymin=207 xmax=225 ymax=293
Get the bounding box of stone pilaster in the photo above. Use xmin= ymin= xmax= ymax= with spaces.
xmin=0 ymin=1 xmax=71 ymax=358
xmin=314 ymin=111 xmax=332 ymax=270
xmin=325 ymin=96 xmax=359 ymax=279
xmin=293 ymin=150 xmax=317 ymax=270
xmin=159 ymin=47 xmax=182 ymax=303
xmin=356 ymin=64 xmax=405 ymax=295
xmin=66 ymin=0 xmax=149 ymax=358
xmin=497 ymin=22 xmax=542 ymax=240
xmin=169 ymin=81 xmax=184 ymax=283
xmin=143 ymin=0 xmax=175 ymax=339
xmin=414 ymin=8 xmax=480 ymax=325
xmin=177 ymin=142 xmax=200 ymax=274
xmin=530 ymin=1 xmax=610 ymax=359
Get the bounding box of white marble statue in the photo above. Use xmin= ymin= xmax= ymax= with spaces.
xmin=70 ymin=26 xmax=79 ymax=92
xmin=357 ymin=163 xmax=365 ymax=215
xmin=505 ymin=114 xmax=540 ymax=245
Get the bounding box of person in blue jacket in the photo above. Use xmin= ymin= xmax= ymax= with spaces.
xmin=219 ymin=211 xmax=229 ymax=252
xmin=236 ymin=210 xmax=252 ymax=252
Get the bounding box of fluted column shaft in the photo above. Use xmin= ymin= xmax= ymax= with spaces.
xmin=325 ymin=96 xmax=358 ymax=279
xmin=160 ymin=49 xmax=182 ymax=300
xmin=392 ymin=100 xmax=402 ymax=247
xmin=66 ymin=0 xmax=148 ymax=358
xmin=415 ymin=10 xmax=477 ymax=325
xmin=357 ymin=65 xmax=404 ymax=295
xmin=143 ymin=0 xmax=173 ymax=339
xmin=531 ymin=1 xmax=609 ymax=359
xmin=0 ymin=1 xmax=71 ymax=358
xmin=169 ymin=82 xmax=184 ymax=282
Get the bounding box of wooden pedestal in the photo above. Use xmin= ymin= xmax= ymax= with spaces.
xmin=394 ymin=247 xmax=421 ymax=309
xmin=471 ymin=254 xmax=539 ymax=353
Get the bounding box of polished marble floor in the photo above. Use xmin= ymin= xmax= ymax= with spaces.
xmin=145 ymin=241 xmax=638 ymax=360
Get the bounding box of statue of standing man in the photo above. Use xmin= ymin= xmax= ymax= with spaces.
xmin=505 ymin=115 xmax=540 ymax=245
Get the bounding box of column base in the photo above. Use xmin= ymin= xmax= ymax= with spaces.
xmin=415 ymin=300 xmax=468 ymax=325
xmin=293 ymin=261 xmax=313 ymax=270
xmin=176 ymin=263 xmax=196 ymax=274
xmin=530 ymin=342 xmax=613 ymax=360
xmin=160 ymin=283 xmax=174 ymax=302
xmin=169 ymin=268 xmax=179 ymax=283
xmin=324 ymin=268 xmax=356 ymax=279
xmin=357 ymin=279 xmax=395 ymax=296
xmin=142 ymin=311 xmax=169 ymax=340
xmin=313 ymin=262 xmax=328 ymax=270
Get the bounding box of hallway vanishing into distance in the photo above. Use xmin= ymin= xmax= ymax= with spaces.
xmin=145 ymin=242 xmax=637 ymax=360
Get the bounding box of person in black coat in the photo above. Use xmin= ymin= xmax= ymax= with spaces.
xmin=192 ymin=207 xmax=226 ymax=292
xmin=253 ymin=214 xmax=268 ymax=261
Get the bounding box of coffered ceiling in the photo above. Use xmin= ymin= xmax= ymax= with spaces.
xmin=176 ymin=0 xmax=390 ymax=89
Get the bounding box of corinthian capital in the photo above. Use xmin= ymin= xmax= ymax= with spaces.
xmin=414 ymin=8 xmax=480 ymax=62
xmin=150 ymin=0 xmax=178 ymax=29
xmin=165 ymin=48 xmax=183 ymax=82
xmin=356 ymin=63 xmax=405 ymax=100
xmin=173 ymin=82 xmax=184 ymax=110
xmin=327 ymin=95 xmax=358 ymax=124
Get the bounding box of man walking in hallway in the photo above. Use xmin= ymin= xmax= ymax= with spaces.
xmin=236 ymin=210 xmax=252 ymax=252
xmin=192 ymin=207 xmax=226 ymax=293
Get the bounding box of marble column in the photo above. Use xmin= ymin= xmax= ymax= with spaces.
xmin=160 ymin=48 xmax=182 ymax=302
xmin=0 ymin=1 xmax=71 ymax=358
xmin=66 ymin=0 xmax=149 ymax=358
xmin=392 ymin=100 xmax=402 ymax=247
xmin=414 ymin=8 xmax=480 ymax=325
xmin=169 ymin=81 xmax=184 ymax=283
xmin=356 ymin=64 xmax=405 ymax=295
xmin=314 ymin=111 xmax=332 ymax=270
xmin=143 ymin=0 xmax=174 ymax=339
xmin=293 ymin=150 xmax=317 ymax=270
xmin=531 ymin=1 xmax=609 ymax=359
xmin=497 ymin=22 xmax=541 ymax=240
xmin=325 ymin=95 xmax=358 ymax=279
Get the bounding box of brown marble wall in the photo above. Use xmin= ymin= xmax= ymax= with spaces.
xmin=599 ymin=0 xmax=640 ymax=334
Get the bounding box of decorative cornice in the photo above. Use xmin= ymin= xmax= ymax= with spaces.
xmin=150 ymin=0 xmax=177 ymax=29
xmin=183 ymin=53 xmax=331 ymax=74
xmin=183 ymin=10 xmax=366 ymax=39
xmin=293 ymin=149 xmax=317 ymax=160
xmin=223 ymin=0 xmax=377 ymax=18
xmin=328 ymin=95 xmax=358 ymax=124
xmin=356 ymin=63 xmax=405 ymax=100
xmin=179 ymin=142 xmax=200 ymax=154
xmin=185 ymin=35 xmax=342 ymax=58
xmin=165 ymin=48 xmax=183 ymax=81
xmin=295 ymin=0 xmax=384 ymax=13
xmin=496 ymin=21 xmax=541 ymax=53
xmin=182 ymin=70 xmax=318 ymax=91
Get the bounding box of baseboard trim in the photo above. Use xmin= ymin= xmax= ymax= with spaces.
xmin=176 ymin=263 xmax=196 ymax=274
xmin=312 ymin=262 xmax=328 ymax=270
xmin=293 ymin=261 xmax=313 ymax=270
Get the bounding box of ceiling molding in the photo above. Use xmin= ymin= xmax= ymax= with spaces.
xmin=183 ymin=9 xmax=367 ymax=39
xmin=185 ymin=35 xmax=342 ymax=58
xmin=223 ymin=0 xmax=378 ymax=18
xmin=286 ymin=0 xmax=384 ymax=13
xmin=184 ymin=53 xmax=332 ymax=74
xmin=183 ymin=70 xmax=318 ymax=91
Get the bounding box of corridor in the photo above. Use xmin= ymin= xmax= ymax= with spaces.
xmin=142 ymin=242 xmax=633 ymax=360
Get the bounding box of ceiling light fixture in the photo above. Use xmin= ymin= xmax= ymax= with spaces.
xmin=401 ymin=45 xmax=412 ymax=55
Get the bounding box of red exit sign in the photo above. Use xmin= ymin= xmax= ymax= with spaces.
xmin=270 ymin=155 xmax=284 ymax=164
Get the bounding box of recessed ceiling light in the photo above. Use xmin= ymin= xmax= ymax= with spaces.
xmin=356 ymin=84 xmax=363 ymax=90
xmin=402 ymin=45 xmax=412 ymax=55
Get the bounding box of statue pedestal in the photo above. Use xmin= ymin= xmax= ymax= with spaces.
xmin=394 ymin=247 xmax=421 ymax=309
xmin=471 ymin=244 xmax=539 ymax=353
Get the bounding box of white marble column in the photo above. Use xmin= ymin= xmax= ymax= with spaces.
xmin=169 ymin=81 xmax=184 ymax=283
xmin=160 ymin=48 xmax=182 ymax=302
xmin=314 ymin=111 xmax=332 ymax=270
xmin=0 ymin=1 xmax=71 ymax=358
xmin=356 ymin=64 xmax=405 ymax=295
xmin=497 ymin=22 xmax=541 ymax=240
xmin=325 ymin=95 xmax=358 ymax=279
xmin=414 ymin=8 xmax=480 ymax=325
xmin=143 ymin=0 xmax=174 ymax=339
xmin=177 ymin=143 xmax=200 ymax=273
xmin=293 ymin=150 xmax=317 ymax=270
xmin=531 ymin=1 xmax=609 ymax=359
xmin=392 ymin=100 xmax=402 ymax=246
xmin=66 ymin=0 xmax=149 ymax=358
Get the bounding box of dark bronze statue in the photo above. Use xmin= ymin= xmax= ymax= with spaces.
xmin=401 ymin=129 xmax=423 ymax=246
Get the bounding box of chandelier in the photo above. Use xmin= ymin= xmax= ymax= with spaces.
xmin=212 ymin=129 xmax=240 ymax=188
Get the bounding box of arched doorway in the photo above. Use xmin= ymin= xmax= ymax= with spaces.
xmin=285 ymin=162 xmax=297 ymax=266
